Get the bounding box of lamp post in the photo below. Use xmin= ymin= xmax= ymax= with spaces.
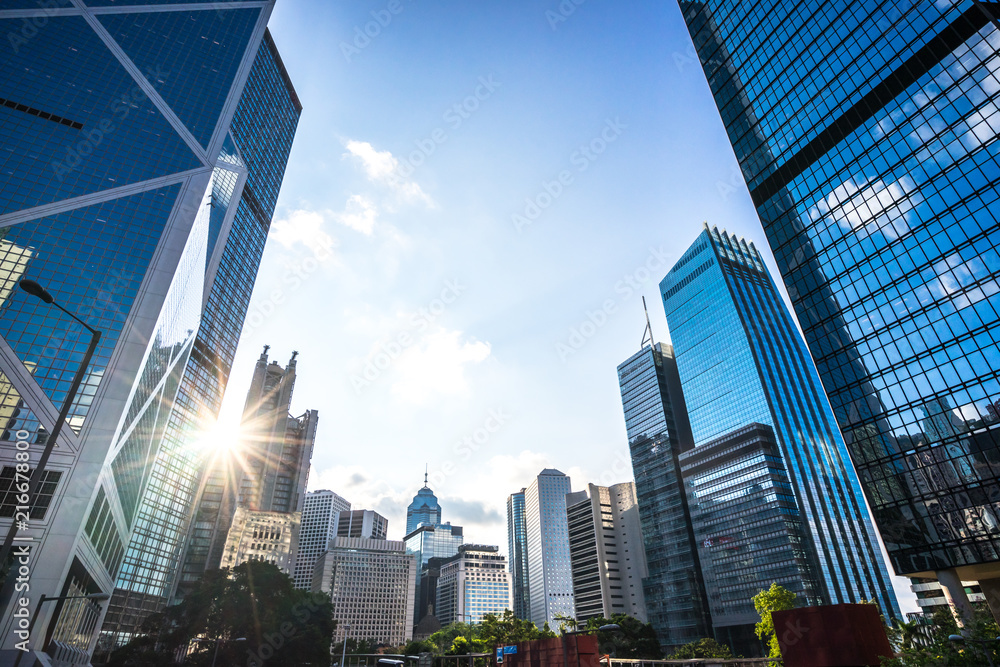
xmin=13 ymin=592 xmax=110 ymax=667
xmin=340 ymin=623 xmax=351 ymax=667
xmin=0 ymin=280 xmax=102 ymax=576
xmin=949 ymin=634 xmax=1000 ymax=667
xmin=193 ymin=636 xmax=247 ymax=667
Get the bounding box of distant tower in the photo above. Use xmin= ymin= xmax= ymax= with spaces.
xmin=523 ymin=469 xmax=574 ymax=628
xmin=238 ymin=348 xmax=316 ymax=514
xmin=294 ymin=490 xmax=352 ymax=590
xmin=406 ymin=468 xmax=443 ymax=534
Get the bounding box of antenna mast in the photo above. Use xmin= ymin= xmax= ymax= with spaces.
xmin=641 ymin=296 xmax=655 ymax=348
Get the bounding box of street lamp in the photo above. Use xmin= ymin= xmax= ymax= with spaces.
xmin=949 ymin=634 xmax=1000 ymax=667
xmin=340 ymin=623 xmax=352 ymax=667
xmin=193 ymin=636 xmax=247 ymax=667
xmin=0 ymin=280 xmax=102 ymax=575
xmin=13 ymin=592 xmax=110 ymax=667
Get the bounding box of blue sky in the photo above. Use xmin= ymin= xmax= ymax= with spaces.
xmin=215 ymin=0 xmax=917 ymax=611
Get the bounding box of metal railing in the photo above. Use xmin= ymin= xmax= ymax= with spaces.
xmin=605 ymin=659 xmax=780 ymax=667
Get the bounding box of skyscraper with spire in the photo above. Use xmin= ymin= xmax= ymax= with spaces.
xmin=406 ymin=467 xmax=443 ymax=534
xmin=404 ymin=470 xmax=462 ymax=624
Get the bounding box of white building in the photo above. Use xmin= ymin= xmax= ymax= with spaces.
xmin=294 ymin=490 xmax=352 ymax=589
xmin=436 ymin=545 xmax=512 ymax=625
xmin=220 ymin=507 xmax=300 ymax=576
xmin=313 ymin=537 xmax=416 ymax=646
xmin=524 ymin=469 xmax=575 ymax=627
xmin=566 ymin=482 xmax=648 ymax=623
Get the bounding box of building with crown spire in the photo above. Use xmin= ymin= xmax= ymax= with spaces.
xmin=404 ymin=470 xmax=463 ymax=626
xmin=406 ymin=467 xmax=443 ymax=534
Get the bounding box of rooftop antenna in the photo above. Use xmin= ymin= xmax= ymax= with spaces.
xmin=424 ymin=464 xmax=429 ymax=488
xmin=641 ymin=296 xmax=655 ymax=349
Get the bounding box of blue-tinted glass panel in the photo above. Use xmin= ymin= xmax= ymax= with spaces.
xmin=100 ymin=8 xmax=261 ymax=149
xmin=0 ymin=185 xmax=180 ymax=426
xmin=0 ymin=17 xmax=199 ymax=214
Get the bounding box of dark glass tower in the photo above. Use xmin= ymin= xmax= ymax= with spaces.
xmin=679 ymin=0 xmax=1000 ymax=610
xmin=506 ymin=489 xmax=531 ymax=621
xmin=660 ymin=227 xmax=899 ymax=621
xmin=0 ymin=1 xmax=299 ymax=661
xmin=617 ymin=342 xmax=709 ymax=651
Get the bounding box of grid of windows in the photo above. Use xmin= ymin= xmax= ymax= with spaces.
xmin=0 ymin=467 xmax=61 ymax=520
xmin=523 ymin=469 xmax=574 ymax=628
xmin=681 ymin=0 xmax=1000 ymax=577
xmin=506 ymin=490 xmax=531 ymax=620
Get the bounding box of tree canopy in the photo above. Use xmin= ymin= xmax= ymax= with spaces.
xmin=580 ymin=614 xmax=662 ymax=659
xmin=882 ymin=605 xmax=1000 ymax=667
xmin=752 ymin=582 xmax=797 ymax=659
xmin=106 ymin=561 xmax=335 ymax=667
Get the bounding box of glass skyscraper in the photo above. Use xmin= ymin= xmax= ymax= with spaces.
xmin=506 ymin=488 xmax=531 ymax=620
xmin=523 ymin=468 xmax=574 ymax=629
xmin=617 ymin=343 xmax=709 ymax=650
xmin=407 ymin=472 xmax=444 ymax=534
xmin=660 ymin=226 xmax=900 ymax=621
xmin=0 ymin=1 xmax=299 ymax=661
xmin=679 ymin=0 xmax=1000 ymax=610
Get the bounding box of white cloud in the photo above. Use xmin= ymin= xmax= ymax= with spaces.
xmin=270 ymin=208 xmax=336 ymax=256
xmin=343 ymin=139 xmax=434 ymax=207
xmin=334 ymin=194 xmax=377 ymax=235
xmin=809 ymin=175 xmax=918 ymax=241
xmin=391 ymin=329 xmax=491 ymax=404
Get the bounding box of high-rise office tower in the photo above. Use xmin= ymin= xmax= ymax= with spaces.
xmin=178 ymin=347 xmax=316 ymax=597
xmin=238 ymin=348 xmax=316 ymax=514
xmin=506 ymin=489 xmax=531 ymax=620
xmin=313 ymin=537 xmax=417 ymax=647
xmin=436 ymin=545 xmax=512 ymax=625
xmin=523 ymin=469 xmax=574 ymax=628
xmin=678 ymin=424 xmax=815 ymax=655
xmin=566 ymin=483 xmax=648 ymax=624
xmin=679 ymin=0 xmax=1000 ymax=614
xmin=0 ymin=1 xmax=299 ymax=661
xmin=405 ymin=523 xmax=464 ymax=623
xmin=406 ymin=470 xmax=443 ymax=534
xmin=617 ymin=343 xmax=709 ymax=649
xmin=661 ymin=227 xmax=900 ymax=621
xmin=294 ymin=490 xmax=352 ymax=590
xmin=103 ymin=29 xmax=301 ymax=655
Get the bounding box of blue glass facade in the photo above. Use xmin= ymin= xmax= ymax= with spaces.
xmin=661 ymin=227 xmax=899 ymax=619
xmin=617 ymin=343 xmax=709 ymax=650
xmin=112 ymin=27 xmax=301 ymax=642
xmin=506 ymin=489 xmax=531 ymax=620
xmin=678 ymin=423 xmax=815 ymax=657
xmin=407 ymin=480 xmax=444 ymax=535
xmin=680 ymin=1 xmax=1000 ymax=588
xmin=0 ymin=0 xmax=298 ymax=660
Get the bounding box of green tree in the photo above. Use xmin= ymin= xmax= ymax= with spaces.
xmin=582 ymin=614 xmax=662 ymax=659
xmin=554 ymin=614 xmax=578 ymax=634
xmin=669 ymin=637 xmax=735 ymax=659
xmin=429 ymin=622 xmax=478 ymax=654
xmin=881 ymin=605 xmax=1000 ymax=667
xmin=752 ymin=582 xmax=797 ymax=659
xmin=107 ymin=561 xmax=335 ymax=667
xmin=476 ymin=609 xmax=556 ymax=658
